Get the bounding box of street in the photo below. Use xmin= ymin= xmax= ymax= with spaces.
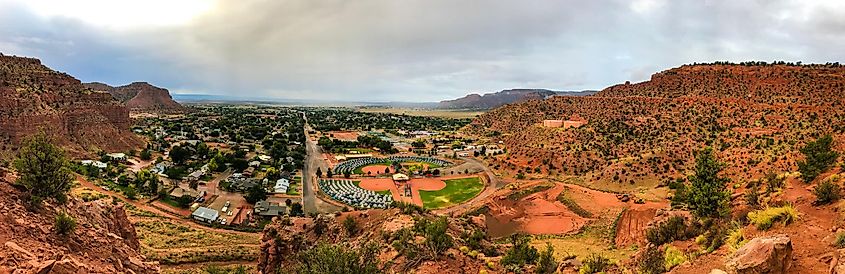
xmin=301 ymin=118 xmax=342 ymax=214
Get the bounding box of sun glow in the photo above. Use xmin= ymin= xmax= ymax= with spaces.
xmin=21 ymin=0 xmax=217 ymax=29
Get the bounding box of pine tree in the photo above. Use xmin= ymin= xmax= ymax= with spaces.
xmin=686 ymin=147 xmax=731 ymax=218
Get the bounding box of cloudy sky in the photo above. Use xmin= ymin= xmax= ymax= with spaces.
xmin=0 ymin=0 xmax=843 ymax=102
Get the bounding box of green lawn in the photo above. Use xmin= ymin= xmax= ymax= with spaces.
xmin=419 ymin=177 xmax=484 ymax=209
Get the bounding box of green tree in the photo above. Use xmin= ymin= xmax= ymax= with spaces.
xmin=290 ymin=202 xmax=304 ymax=216
xmin=139 ymin=149 xmax=152 ymax=161
xmin=686 ymin=147 xmax=731 ymax=218
xmin=316 ymin=167 xmax=323 ymax=178
xmin=14 ymin=132 xmax=73 ymax=205
xmin=245 ymin=185 xmax=268 ymax=204
xmin=798 ymin=135 xmax=839 ymax=183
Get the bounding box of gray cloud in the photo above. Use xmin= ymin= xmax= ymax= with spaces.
xmin=0 ymin=0 xmax=843 ymax=101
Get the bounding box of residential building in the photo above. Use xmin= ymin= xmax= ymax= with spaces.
xmin=191 ymin=207 xmax=219 ymax=223
xmin=254 ymin=200 xmax=286 ymax=218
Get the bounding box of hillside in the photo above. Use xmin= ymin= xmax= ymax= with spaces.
xmin=84 ymin=82 xmax=187 ymax=113
xmin=258 ymin=209 xmax=491 ymax=273
xmin=0 ymin=176 xmax=158 ymax=273
xmin=466 ymin=64 xmax=845 ymax=185
xmin=0 ymin=54 xmax=143 ymax=157
xmin=438 ymin=88 xmax=594 ymax=110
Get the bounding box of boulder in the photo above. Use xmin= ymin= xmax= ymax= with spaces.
xmin=726 ymin=234 xmax=792 ymax=274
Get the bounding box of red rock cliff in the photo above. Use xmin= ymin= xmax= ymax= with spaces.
xmin=0 ymin=54 xmax=143 ymax=157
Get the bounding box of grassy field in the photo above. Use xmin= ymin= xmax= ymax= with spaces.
xmin=134 ymin=219 xmax=260 ymax=265
xmin=357 ymin=107 xmax=485 ymax=119
xmin=419 ymin=177 xmax=484 ymax=209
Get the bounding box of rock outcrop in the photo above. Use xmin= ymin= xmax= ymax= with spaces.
xmin=726 ymin=234 xmax=792 ymax=274
xmin=0 ymin=54 xmax=143 ymax=157
xmin=0 ymin=178 xmax=158 ymax=273
xmin=85 ymin=81 xmax=186 ymax=113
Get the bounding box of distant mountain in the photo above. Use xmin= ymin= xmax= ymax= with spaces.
xmin=84 ymin=82 xmax=186 ymax=113
xmin=438 ymin=88 xmax=595 ymax=109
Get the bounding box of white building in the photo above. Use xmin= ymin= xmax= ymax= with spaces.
xmin=191 ymin=207 xmax=219 ymax=223
xmin=106 ymin=153 xmax=127 ymax=161
xmin=274 ymin=178 xmax=290 ymax=194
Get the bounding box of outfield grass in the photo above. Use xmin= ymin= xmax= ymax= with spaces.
xmin=419 ymin=177 xmax=484 ymax=209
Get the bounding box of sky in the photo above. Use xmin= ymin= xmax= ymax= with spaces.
xmin=0 ymin=0 xmax=843 ymax=102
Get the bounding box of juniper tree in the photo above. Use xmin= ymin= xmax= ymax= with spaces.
xmin=14 ymin=132 xmax=73 ymax=205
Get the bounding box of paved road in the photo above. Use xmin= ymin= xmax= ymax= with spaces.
xmin=301 ymin=119 xmax=341 ymax=214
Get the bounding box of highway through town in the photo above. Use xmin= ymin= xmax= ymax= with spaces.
xmin=301 ymin=118 xmax=341 ymax=214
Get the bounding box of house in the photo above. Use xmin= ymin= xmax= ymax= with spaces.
xmin=274 ymin=178 xmax=290 ymax=194
xmin=258 ymin=155 xmax=273 ymax=162
xmin=254 ymin=200 xmax=286 ymax=218
xmin=457 ymin=151 xmax=471 ymax=157
xmin=248 ymin=161 xmax=261 ymax=167
xmin=81 ymin=160 xmax=108 ymax=169
xmin=187 ymin=170 xmax=204 ymax=181
xmin=228 ymin=178 xmax=260 ymax=192
xmin=170 ymin=187 xmax=201 ymax=200
xmin=106 ymin=153 xmax=127 ymax=161
xmin=191 ymin=207 xmax=219 ymax=223
xmin=152 ymin=162 xmax=172 ymax=175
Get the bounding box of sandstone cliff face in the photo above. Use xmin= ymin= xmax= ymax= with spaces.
xmin=0 ymin=178 xmax=158 ymax=273
xmin=0 ymin=54 xmax=143 ymax=157
xmin=85 ymin=81 xmax=187 ymax=113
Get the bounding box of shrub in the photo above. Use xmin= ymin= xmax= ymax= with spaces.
xmin=726 ymin=227 xmax=747 ymax=251
xmin=745 ymin=183 xmax=761 ymax=209
xmin=343 ymin=217 xmax=359 ymax=236
xmin=637 ymin=246 xmax=665 ymax=274
xmin=813 ymin=180 xmax=841 ymax=205
xmin=835 ymin=233 xmax=845 ymax=248
xmin=798 ymin=135 xmax=839 ymax=183
xmin=699 ymin=222 xmax=728 ymax=252
xmin=747 ymin=205 xmax=798 ymax=230
xmin=579 ymin=254 xmax=611 ymax=274
xmin=501 ymin=234 xmax=539 ymax=269
xmin=296 ymin=242 xmax=381 ymax=274
xmin=55 ymin=211 xmax=77 ymax=236
xmin=535 ymin=243 xmax=557 ymax=274
xmin=646 ymin=216 xmax=695 ymax=245
xmin=663 ymin=245 xmax=686 ymax=270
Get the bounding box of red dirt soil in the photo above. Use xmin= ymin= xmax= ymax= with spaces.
xmin=329 ymin=131 xmax=360 ymax=141
xmin=483 ymin=182 xmax=668 ymax=239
